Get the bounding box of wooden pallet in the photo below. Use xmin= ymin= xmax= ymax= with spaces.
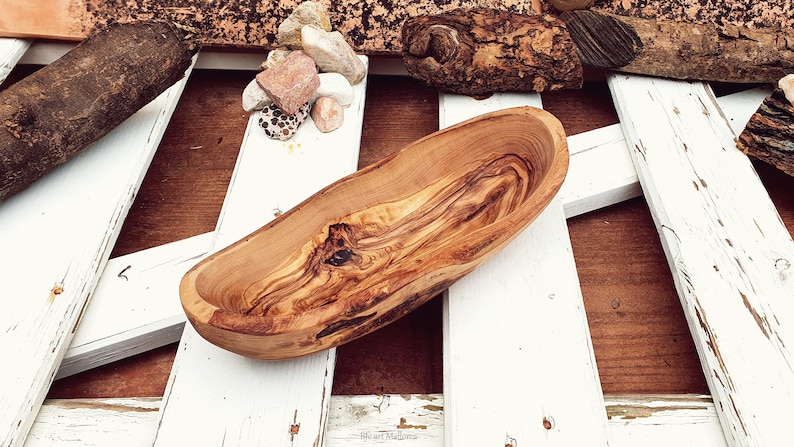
xmin=2 ymin=38 xmax=792 ymax=447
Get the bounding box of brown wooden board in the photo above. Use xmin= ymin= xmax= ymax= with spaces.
xmin=0 ymin=0 xmax=790 ymax=53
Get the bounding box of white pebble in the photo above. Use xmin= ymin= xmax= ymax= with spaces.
xmin=242 ymin=79 xmax=272 ymax=112
xmin=312 ymin=73 xmax=354 ymax=107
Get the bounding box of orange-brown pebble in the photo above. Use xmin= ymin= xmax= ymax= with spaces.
xmin=310 ymin=97 xmax=344 ymax=133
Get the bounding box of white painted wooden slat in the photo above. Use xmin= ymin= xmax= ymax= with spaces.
xmin=0 ymin=59 xmax=194 ymax=447
xmin=608 ymin=74 xmax=794 ymax=447
xmin=26 ymin=398 xmax=161 ymax=447
xmin=152 ymin=58 xmax=368 ymax=447
xmin=560 ymin=86 xmax=770 ymax=219
xmin=56 ymin=232 xmax=212 ymax=379
xmin=28 ymin=394 xmax=727 ymax=447
xmin=561 ymin=123 xmax=641 ymax=218
xmin=0 ymin=37 xmax=31 ymax=83
xmin=440 ymin=94 xmax=610 ymax=446
xmin=715 ymin=86 xmax=772 ymax=135
xmin=604 ymin=395 xmax=727 ymax=446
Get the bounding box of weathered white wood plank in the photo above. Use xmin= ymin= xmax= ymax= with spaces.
xmin=562 ymin=123 xmax=641 ymax=218
xmin=28 ymin=394 xmax=727 ymax=447
xmin=0 ymin=59 xmax=193 ymax=447
xmin=715 ymin=86 xmax=772 ymax=135
xmin=152 ymin=58 xmax=368 ymax=447
xmin=26 ymin=398 xmax=161 ymax=447
xmin=325 ymin=394 xmax=443 ymax=446
xmin=440 ymin=93 xmax=610 ymax=446
xmin=561 ymin=86 xmax=770 ymax=219
xmin=0 ymin=37 xmax=31 ymax=83
xmin=57 ymin=232 xmax=212 ymax=379
xmin=608 ymin=74 xmax=794 ymax=447
xmin=604 ymin=395 xmax=727 ymax=446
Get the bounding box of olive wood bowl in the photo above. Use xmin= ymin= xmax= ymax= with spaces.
xmin=180 ymin=106 xmax=569 ymax=359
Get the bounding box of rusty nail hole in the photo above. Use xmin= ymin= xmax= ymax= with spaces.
xmin=543 ymin=416 xmax=554 ymax=430
xmin=289 ymin=423 xmax=300 ymax=435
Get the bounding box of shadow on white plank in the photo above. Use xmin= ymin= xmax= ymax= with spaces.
xmin=26 ymin=394 xmax=727 ymax=447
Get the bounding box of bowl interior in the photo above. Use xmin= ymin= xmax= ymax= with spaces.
xmin=186 ymin=108 xmax=565 ymax=323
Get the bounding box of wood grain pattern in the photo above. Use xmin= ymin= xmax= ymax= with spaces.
xmin=402 ymin=9 xmax=582 ymax=95
xmin=181 ymin=107 xmax=569 ymax=359
xmin=40 ymin=73 xmax=709 ymax=399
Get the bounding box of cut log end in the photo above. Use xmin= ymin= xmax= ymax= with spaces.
xmin=558 ymin=10 xmax=643 ymax=68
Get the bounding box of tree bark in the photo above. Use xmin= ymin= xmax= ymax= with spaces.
xmin=0 ymin=21 xmax=199 ymax=202
xmin=402 ymin=9 xmax=583 ymax=96
xmin=593 ymin=0 xmax=791 ymax=30
xmin=0 ymin=0 xmax=790 ymax=52
xmin=737 ymin=89 xmax=794 ymax=177
xmin=561 ymin=10 xmax=794 ymax=83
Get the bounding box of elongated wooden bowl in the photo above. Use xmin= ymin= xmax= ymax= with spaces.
xmin=180 ymin=106 xmax=568 ymax=359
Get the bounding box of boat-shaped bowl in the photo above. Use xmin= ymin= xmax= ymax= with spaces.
xmin=180 ymin=106 xmax=569 ymax=359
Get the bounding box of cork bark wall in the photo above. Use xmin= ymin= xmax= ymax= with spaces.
xmin=2 ymin=1 xmax=790 ymax=53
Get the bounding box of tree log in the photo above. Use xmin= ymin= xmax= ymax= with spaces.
xmin=561 ymin=10 xmax=794 ymax=84
xmin=0 ymin=21 xmax=199 ymax=202
xmin=737 ymin=88 xmax=794 ymax=177
xmin=401 ymin=10 xmax=583 ymax=96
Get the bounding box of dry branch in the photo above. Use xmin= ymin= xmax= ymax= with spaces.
xmin=0 ymin=21 xmax=198 ymax=202
xmin=402 ymin=10 xmax=583 ymax=96
xmin=561 ymin=10 xmax=794 ymax=83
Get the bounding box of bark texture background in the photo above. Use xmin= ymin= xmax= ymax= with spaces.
xmin=1 ymin=1 xmax=790 ymax=53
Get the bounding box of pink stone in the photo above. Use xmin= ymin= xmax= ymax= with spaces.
xmin=256 ymin=51 xmax=319 ymax=115
xmin=310 ymin=96 xmax=344 ymax=133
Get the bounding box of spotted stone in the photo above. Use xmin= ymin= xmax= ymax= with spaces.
xmin=258 ymin=102 xmax=310 ymax=140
